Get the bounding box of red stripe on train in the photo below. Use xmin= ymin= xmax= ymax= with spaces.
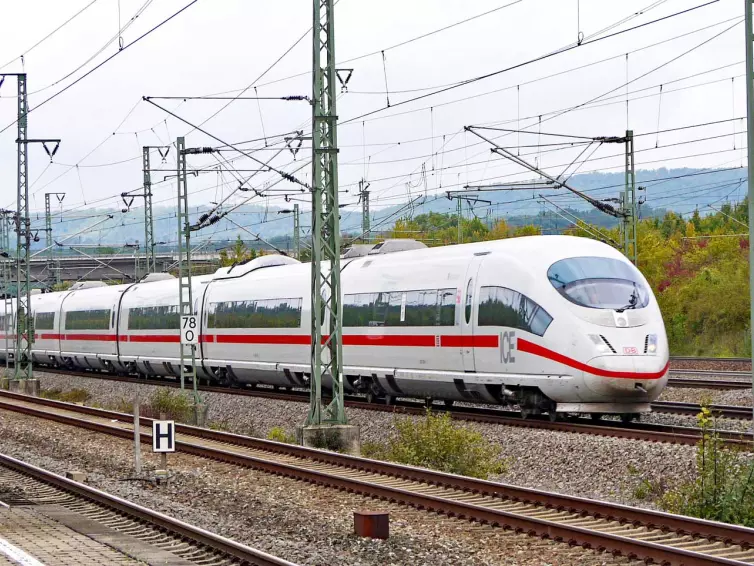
xmin=440 ymin=335 xmax=498 ymax=348
xmin=129 ymin=335 xmax=180 ymax=343
xmin=517 ymin=338 xmax=669 ymax=380
xmin=62 ymin=333 xmax=118 ymax=342
xmin=215 ymin=334 xmax=311 ymax=345
xmin=342 ymin=334 xmax=436 ymax=347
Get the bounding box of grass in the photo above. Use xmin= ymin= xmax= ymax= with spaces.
xmin=40 ymin=387 xmax=91 ymax=404
xmin=267 ymin=426 xmax=296 ymax=444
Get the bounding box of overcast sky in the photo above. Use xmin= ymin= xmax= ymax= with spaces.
xmin=0 ymin=0 xmax=746 ymax=236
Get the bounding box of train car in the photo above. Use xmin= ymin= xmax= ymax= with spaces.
xmin=118 ymin=274 xmax=212 ymax=377
xmin=14 ymin=235 xmax=668 ymax=420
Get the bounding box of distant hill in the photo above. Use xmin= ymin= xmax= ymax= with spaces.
xmin=32 ymin=166 xmax=748 ymax=253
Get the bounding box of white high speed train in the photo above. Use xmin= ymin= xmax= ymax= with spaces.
xmin=0 ymin=235 xmax=669 ymax=419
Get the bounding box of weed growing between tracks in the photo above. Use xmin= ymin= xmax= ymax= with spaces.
xmin=660 ymin=405 xmax=754 ymax=526
xmin=267 ymin=426 xmax=296 ymax=444
xmin=40 ymin=387 xmax=91 ymax=404
xmin=361 ymin=410 xmax=508 ymax=480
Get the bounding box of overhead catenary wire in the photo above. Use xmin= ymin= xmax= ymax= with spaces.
xmin=0 ymin=0 xmax=202 ymax=136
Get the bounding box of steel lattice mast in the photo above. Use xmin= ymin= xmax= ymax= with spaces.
xmin=176 ymin=137 xmax=196 ymax=395
xmin=14 ymin=73 xmax=32 ymax=381
xmin=44 ymin=193 xmax=65 ymax=288
xmin=143 ymin=147 xmax=156 ymax=275
xmin=307 ymin=0 xmax=346 ymax=425
xmin=293 ymin=203 xmax=300 ymax=259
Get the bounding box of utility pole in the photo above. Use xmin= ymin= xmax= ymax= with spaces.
xmin=623 ymin=130 xmax=638 ymax=265
xmin=176 ymin=137 xmax=212 ymax=424
xmin=44 ymin=193 xmax=65 ymax=289
xmin=306 ymin=0 xmax=351 ymax=435
xmin=743 ymin=0 xmax=754 ymax=429
xmin=359 ymin=179 xmax=370 ymax=242
xmin=293 ymin=203 xmax=300 ymax=259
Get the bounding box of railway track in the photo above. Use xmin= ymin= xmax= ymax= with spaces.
xmin=668 ymin=378 xmax=751 ymax=390
xmin=669 ymin=369 xmax=751 ymax=378
xmin=0 ymin=451 xmax=296 ymax=566
xmin=670 ymin=356 xmax=750 ymax=363
xmin=26 ymin=367 xmax=754 ymax=444
xmin=0 ymin=389 xmax=752 ymax=566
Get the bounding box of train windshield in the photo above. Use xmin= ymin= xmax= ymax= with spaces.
xmin=547 ymin=256 xmax=649 ymax=310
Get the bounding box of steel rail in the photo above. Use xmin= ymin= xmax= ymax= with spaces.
xmin=670 ymin=356 xmax=750 ymax=363
xmin=22 ymin=368 xmax=754 ymax=444
xmin=653 ymin=400 xmax=753 ymax=420
xmin=669 ymin=369 xmax=752 ymax=378
xmin=668 ymin=378 xmax=752 ymax=390
xmin=0 ymin=451 xmax=298 ymax=566
xmin=0 ymin=392 xmax=752 ymax=565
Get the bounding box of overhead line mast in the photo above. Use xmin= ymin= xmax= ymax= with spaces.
xmin=0 ymin=72 xmax=59 ymax=390
xmin=307 ymin=0 xmax=347 ymax=427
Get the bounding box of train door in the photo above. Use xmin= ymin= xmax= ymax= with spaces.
xmin=461 ymin=255 xmax=484 ymax=372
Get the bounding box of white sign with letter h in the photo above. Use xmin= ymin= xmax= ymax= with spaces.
xmin=152 ymin=420 xmax=175 ymax=453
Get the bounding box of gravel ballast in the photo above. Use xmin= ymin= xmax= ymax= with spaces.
xmin=0 ymin=407 xmax=643 ymax=566
xmin=30 ymin=371 xmax=711 ymax=508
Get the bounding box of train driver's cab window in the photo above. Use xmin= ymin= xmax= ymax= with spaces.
xmin=547 ymin=256 xmax=649 ymax=311
xmin=478 ymin=286 xmax=553 ymax=336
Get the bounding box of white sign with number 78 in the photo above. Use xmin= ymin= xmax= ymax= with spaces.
xmin=181 ymin=315 xmax=199 ymax=345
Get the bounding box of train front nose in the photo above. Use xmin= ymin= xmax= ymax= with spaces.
xmin=583 ymin=354 xmax=669 ymax=400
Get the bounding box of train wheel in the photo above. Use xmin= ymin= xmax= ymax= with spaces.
xmin=590 ymin=413 xmax=603 ymax=421
xmin=424 ymin=398 xmax=434 ymax=408
xmin=365 ymin=390 xmax=375 ymax=404
xmin=444 ymin=400 xmax=454 ymax=408
xmin=548 ymin=411 xmax=560 ymax=422
xmin=620 ymin=413 xmax=639 ymax=424
xmin=384 ymin=395 xmax=395 ymax=406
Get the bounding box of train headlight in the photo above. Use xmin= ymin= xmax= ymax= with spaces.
xmin=588 ymin=334 xmax=612 ymax=354
xmin=646 ymin=334 xmax=658 ymax=354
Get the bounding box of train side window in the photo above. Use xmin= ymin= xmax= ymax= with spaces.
xmin=65 ymin=309 xmax=112 ymax=330
xmin=35 ymin=312 xmax=55 ymax=330
xmin=478 ymin=286 xmax=553 ymax=337
xmin=344 ymin=289 xmax=457 ymax=327
xmin=464 ymin=279 xmax=473 ymax=325
xmin=208 ymin=298 xmax=302 ymax=328
xmin=128 ymin=306 xmax=180 ymax=330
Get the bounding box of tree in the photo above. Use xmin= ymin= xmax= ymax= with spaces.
xmin=219 ymin=236 xmax=257 ymax=267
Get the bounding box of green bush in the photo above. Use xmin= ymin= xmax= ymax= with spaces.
xmin=146 ymin=389 xmax=192 ymax=422
xmin=267 ymin=426 xmax=296 ymax=444
xmin=368 ymin=410 xmax=506 ymax=479
xmin=661 ymin=406 xmax=754 ymax=526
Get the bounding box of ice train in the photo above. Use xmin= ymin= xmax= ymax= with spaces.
xmin=0 ymin=235 xmax=669 ymax=419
